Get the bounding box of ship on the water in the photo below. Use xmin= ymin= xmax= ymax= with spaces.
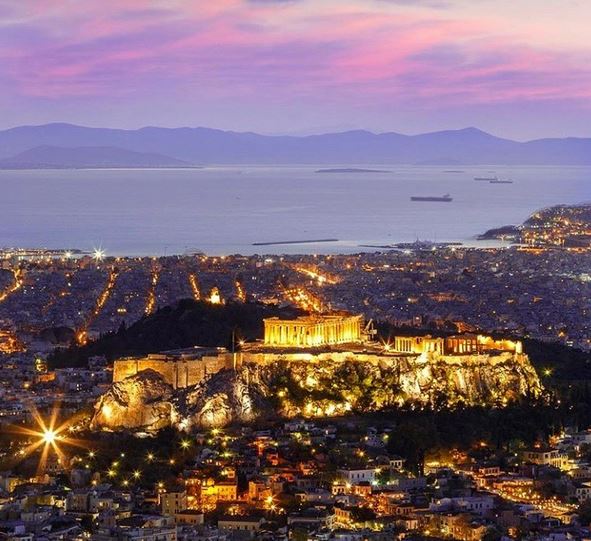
xmin=489 ymin=179 xmax=514 ymax=184
xmin=410 ymin=194 xmax=453 ymax=202
xmin=474 ymin=176 xmax=498 ymax=181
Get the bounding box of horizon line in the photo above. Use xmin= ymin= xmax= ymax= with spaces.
xmin=2 ymin=122 xmax=590 ymax=144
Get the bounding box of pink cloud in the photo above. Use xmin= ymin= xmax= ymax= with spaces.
xmin=1 ymin=0 xmax=590 ymax=113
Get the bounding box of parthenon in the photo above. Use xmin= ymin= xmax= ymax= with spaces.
xmin=263 ymin=314 xmax=364 ymax=348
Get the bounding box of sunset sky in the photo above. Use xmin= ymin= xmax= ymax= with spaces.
xmin=1 ymin=0 xmax=590 ymax=139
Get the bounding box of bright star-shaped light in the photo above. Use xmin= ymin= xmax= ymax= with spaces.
xmin=93 ymin=248 xmax=106 ymax=261
xmin=7 ymin=403 xmax=87 ymax=475
xmin=42 ymin=429 xmax=57 ymax=444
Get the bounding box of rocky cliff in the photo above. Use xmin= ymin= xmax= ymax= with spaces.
xmin=91 ymin=353 xmax=542 ymax=431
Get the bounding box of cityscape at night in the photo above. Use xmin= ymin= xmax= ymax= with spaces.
xmin=2 ymin=1 xmax=591 ymax=540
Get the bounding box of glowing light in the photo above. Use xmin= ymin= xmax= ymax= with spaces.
xmin=93 ymin=248 xmax=106 ymax=261
xmin=188 ymin=273 xmax=201 ymax=300
xmin=235 ymin=280 xmax=246 ymax=302
xmin=180 ymin=440 xmax=191 ymax=449
xmin=43 ymin=429 xmax=57 ymax=444
xmin=8 ymin=404 xmax=87 ymax=475
xmin=0 ymin=267 xmax=24 ymax=304
xmin=77 ymin=267 xmax=118 ymax=344
xmin=292 ymin=265 xmax=340 ymax=285
xmin=264 ymin=495 xmax=276 ymax=510
xmin=282 ymin=286 xmax=324 ymax=313
xmin=145 ymin=267 xmax=160 ymax=315
xmin=208 ymin=286 xmax=223 ymax=305
xmin=102 ymin=404 xmax=112 ymax=419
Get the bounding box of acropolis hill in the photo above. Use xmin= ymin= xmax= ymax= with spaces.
xmin=92 ymin=314 xmax=541 ymax=431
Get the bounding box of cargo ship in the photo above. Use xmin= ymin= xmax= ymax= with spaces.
xmin=474 ymin=176 xmax=497 ymax=181
xmin=489 ymin=179 xmax=514 ymax=184
xmin=410 ymin=194 xmax=453 ymax=202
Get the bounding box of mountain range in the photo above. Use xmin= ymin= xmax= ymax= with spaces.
xmin=0 ymin=123 xmax=590 ymax=167
xmin=0 ymin=145 xmax=188 ymax=169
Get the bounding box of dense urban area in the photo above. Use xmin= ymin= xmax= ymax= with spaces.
xmin=1 ymin=205 xmax=591 ymax=541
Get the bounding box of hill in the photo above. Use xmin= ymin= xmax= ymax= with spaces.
xmin=1 ymin=123 xmax=590 ymax=165
xmin=0 ymin=145 xmax=189 ymax=169
xmin=48 ymin=299 xmax=301 ymax=368
xmin=49 ymin=299 xmax=591 ymax=384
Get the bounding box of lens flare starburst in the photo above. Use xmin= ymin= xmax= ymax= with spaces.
xmin=42 ymin=429 xmax=57 ymax=444
xmin=9 ymin=403 xmax=88 ymax=475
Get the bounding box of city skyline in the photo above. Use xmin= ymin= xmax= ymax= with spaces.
xmin=1 ymin=0 xmax=590 ymax=139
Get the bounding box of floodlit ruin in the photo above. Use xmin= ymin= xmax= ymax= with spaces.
xmin=92 ymin=314 xmax=541 ymax=431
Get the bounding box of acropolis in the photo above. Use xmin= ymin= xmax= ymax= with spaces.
xmin=110 ymin=313 xmax=525 ymax=390
xmin=93 ymin=311 xmax=540 ymax=431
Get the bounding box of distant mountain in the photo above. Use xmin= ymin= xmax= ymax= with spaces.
xmin=0 ymin=144 xmax=189 ymax=169
xmin=0 ymin=123 xmax=590 ymax=165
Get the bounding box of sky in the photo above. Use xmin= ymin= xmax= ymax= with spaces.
xmin=0 ymin=0 xmax=590 ymax=140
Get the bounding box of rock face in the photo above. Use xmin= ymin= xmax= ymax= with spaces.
xmin=91 ymin=369 xmax=174 ymax=431
xmin=91 ymin=353 xmax=542 ymax=431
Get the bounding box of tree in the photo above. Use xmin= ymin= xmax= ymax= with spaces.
xmin=578 ymin=499 xmax=591 ymax=526
xmin=482 ymin=527 xmax=502 ymax=541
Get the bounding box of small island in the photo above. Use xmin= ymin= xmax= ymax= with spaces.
xmin=315 ymin=167 xmax=391 ymax=173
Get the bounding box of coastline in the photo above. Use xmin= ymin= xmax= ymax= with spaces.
xmin=0 ymin=238 xmax=514 ymax=259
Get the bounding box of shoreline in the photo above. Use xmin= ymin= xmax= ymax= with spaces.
xmin=0 ymin=239 xmax=516 ymax=259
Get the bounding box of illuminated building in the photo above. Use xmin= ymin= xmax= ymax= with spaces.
xmin=97 ymin=313 xmax=535 ymax=430
xmin=112 ymin=314 xmax=372 ymax=388
xmin=159 ymin=490 xmax=188 ymax=516
xmin=522 ymin=447 xmax=569 ymax=470
xmin=0 ymin=329 xmax=25 ymax=354
xmin=263 ymin=314 xmax=365 ymax=348
xmin=393 ymin=334 xmax=523 ymax=355
xmin=113 ymin=347 xmax=235 ymax=389
xmin=185 ymin=477 xmax=238 ymax=509
xmin=208 ymin=286 xmax=223 ymax=305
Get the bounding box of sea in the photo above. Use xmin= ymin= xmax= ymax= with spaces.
xmin=2 ymin=165 xmax=590 ymax=256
